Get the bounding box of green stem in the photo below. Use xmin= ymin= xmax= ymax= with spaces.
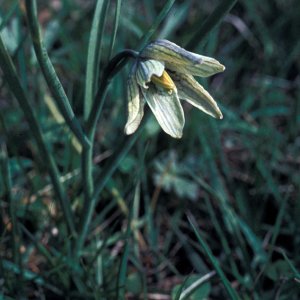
xmin=77 ymin=49 xmax=139 ymax=255
xmin=0 ymin=33 xmax=77 ymax=237
xmin=86 ymin=49 xmax=138 ymax=134
xmin=78 ymin=113 xmax=149 ymax=254
xmin=81 ymin=143 xmax=94 ymax=220
xmin=25 ymin=0 xmax=90 ymax=149
xmin=81 ymin=49 xmax=138 ymax=209
xmin=185 ymin=0 xmax=237 ymax=50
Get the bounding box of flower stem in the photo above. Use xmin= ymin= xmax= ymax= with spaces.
xmin=86 ymin=49 xmax=138 ymax=135
xmin=78 ymin=110 xmax=150 ymax=254
xmin=78 ymin=49 xmax=138 ymax=255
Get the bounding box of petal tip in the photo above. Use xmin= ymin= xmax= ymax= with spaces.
xmin=215 ymin=110 xmax=223 ymax=119
xmin=124 ymin=124 xmax=137 ymax=135
xmin=170 ymin=133 xmax=183 ymax=139
xmin=171 ymin=127 xmax=184 ymax=139
xmin=171 ymin=130 xmax=183 ymax=139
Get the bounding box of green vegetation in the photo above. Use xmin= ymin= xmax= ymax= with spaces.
xmin=0 ymin=0 xmax=299 ymax=299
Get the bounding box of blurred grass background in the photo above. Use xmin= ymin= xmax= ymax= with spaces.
xmin=0 ymin=0 xmax=299 ymax=299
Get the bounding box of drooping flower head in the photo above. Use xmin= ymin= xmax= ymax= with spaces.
xmin=125 ymin=40 xmax=225 ymax=138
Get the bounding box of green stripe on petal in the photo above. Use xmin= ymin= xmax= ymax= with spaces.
xmin=140 ymin=39 xmax=201 ymax=65
xmin=136 ymin=59 xmax=165 ymax=88
xmin=171 ymin=72 xmax=223 ymax=119
xmin=125 ymin=74 xmax=145 ymax=135
xmin=165 ymin=57 xmax=225 ymax=77
xmin=142 ymin=86 xmax=185 ymax=138
xmin=140 ymin=39 xmax=225 ymax=77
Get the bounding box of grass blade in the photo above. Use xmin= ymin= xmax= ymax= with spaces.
xmin=253 ymin=195 xmax=289 ymax=287
xmin=84 ymin=0 xmax=109 ymax=120
xmin=77 ymin=111 xmax=150 ymax=254
xmin=171 ymin=218 xmax=209 ymax=273
xmin=75 ymin=49 xmax=138 ymax=258
xmin=179 ymin=271 xmax=216 ymax=300
xmin=0 ymin=0 xmax=19 ymax=31
xmin=187 ymin=212 xmax=240 ymax=300
xmin=24 ymin=0 xmax=90 ymax=149
xmin=203 ymin=196 xmax=243 ymax=283
xmin=279 ymin=250 xmax=300 ymax=280
xmin=0 ymin=33 xmax=76 ymax=237
xmin=138 ymin=0 xmax=176 ymax=50
xmin=116 ymin=188 xmax=136 ymax=300
xmin=107 ymin=0 xmax=122 ymax=60
xmin=81 ymin=0 xmax=110 ymax=233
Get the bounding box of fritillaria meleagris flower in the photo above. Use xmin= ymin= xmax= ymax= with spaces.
xmin=125 ymin=39 xmax=225 ymax=138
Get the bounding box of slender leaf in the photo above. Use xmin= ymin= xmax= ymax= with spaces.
xmin=25 ymin=0 xmax=90 ymax=149
xmin=77 ymin=111 xmax=150 ymax=254
xmin=84 ymin=0 xmax=109 ymax=120
xmin=179 ymin=272 xmax=215 ymax=300
xmin=0 ymin=32 xmax=76 ymax=236
xmin=116 ymin=189 xmax=135 ymax=299
xmin=0 ymin=0 xmax=18 ymax=31
xmin=139 ymin=0 xmax=176 ymax=50
xmin=187 ymin=213 xmax=240 ymax=300
xmin=107 ymin=0 xmax=122 ymax=60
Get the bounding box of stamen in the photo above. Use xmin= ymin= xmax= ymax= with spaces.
xmin=151 ymin=70 xmax=175 ymax=93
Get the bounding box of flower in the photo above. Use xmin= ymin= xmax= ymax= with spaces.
xmin=125 ymin=39 xmax=225 ymax=138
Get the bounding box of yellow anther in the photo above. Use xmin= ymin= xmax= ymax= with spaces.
xmin=151 ymin=70 xmax=175 ymax=92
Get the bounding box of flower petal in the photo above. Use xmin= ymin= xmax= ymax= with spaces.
xmin=136 ymin=59 xmax=165 ymax=88
xmin=125 ymin=74 xmax=145 ymax=135
xmin=140 ymin=39 xmax=225 ymax=77
xmin=142 ymin=86 xmax=185 ymax=138
xmin=171 ymin=72 xmax=223 ymax=119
